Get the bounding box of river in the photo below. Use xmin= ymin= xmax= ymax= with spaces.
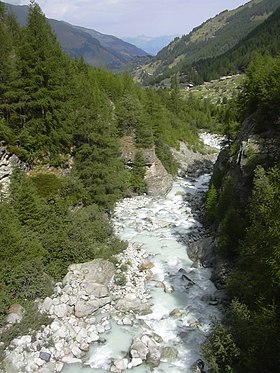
xmin=63 ymin=135 xmax=222 ymax=373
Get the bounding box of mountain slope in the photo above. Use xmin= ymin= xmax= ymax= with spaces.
xmin=187 ymin=5 xmax=280 ymax=83
xmin=75 ymin=26 xmax=147 ymax=58
xmin=4 ymin=2 xmax=148 ymax=70
xmin=135 ymin=0 xmax=279 ymax=83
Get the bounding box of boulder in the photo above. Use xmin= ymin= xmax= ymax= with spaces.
xmin=162 ymin=281 xmax=174 ymax=293
xmin=138 ymin=261 xmax=154 ymax=271
xmin=61 ymin=356 xmax=82 ymax=365
xmin=54 ymin=304 xmax=69 ymax=318
xmin=146 ymin=348 xmax=161 ymax=367
xmin=187 ymin=237 xmax=215 ymax=268
xmin=115 ymin=296 xmax=151 ymax=315
xmin=83 ymin=282 xmax=110 ymax=298
xmin=0 ymin=147 xmax=26 ymax=197
xmin=38 ymin=362 xmax=56 ymax=373
xmin=5 ymin=304 xmax=26 ymax=324
xmin=169 ymin=308 xmax=185 ymax=318
xmin=192 ymin=359 xmax=205 ymax=372
xmin=123 ymin=317 xmax=133 ymax=326
xmin=160 ymin=346 xmax=178 ymax=362
xmin=129 ymin=357 xmax=142 ymax=367
xmin=41 ymin=297 xmax=53 ymax=313
xmin=141 ymin=334 xmax=157 ymax=349
xmin=39 ymin=351 xmax=51 ymax=362
xmin=113 ymin=358 xmax=128 ymax=371
xmin=63 ymin=259 xmax=115 ymax=286
xmin=74 ymin=297 xmax=111 ymax=318
xmin=145 ymin=156 xmax=173 ymax=196
xmin=130 ymin=339 xmax=149 ymax=360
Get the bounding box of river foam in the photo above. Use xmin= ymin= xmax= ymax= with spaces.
xmin=62 ymin=172 xmax=222 ymax=373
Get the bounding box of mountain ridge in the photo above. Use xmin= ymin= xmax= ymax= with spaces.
xmin=133 ymin=0 xmax=279 ymax=84
xmin=4 ymin=2 xmax=148 ymax=71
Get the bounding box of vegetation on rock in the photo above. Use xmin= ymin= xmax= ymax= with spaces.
xmin=204 ymin=54 xmax=280 ymax=372
xmin=0 ymin=1 xmax=223 ymax=329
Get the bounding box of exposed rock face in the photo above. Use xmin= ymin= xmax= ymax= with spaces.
xmin=119 ymin=135 xmax=173 ymax=196
xmin=187 ymin=237 xmax=216 ymax=268
xmin=172 ymin=141 xmax=218 ymax=177
xmin=144 ymin=156 xmax=173 ymax=196
xmin=63 ymin=259 xmax=115 ymax=286
xmin=119 ymin=136 xmax=156 ymax=166
xmin=0 ymin=146 xmax=25 ymax=196
xmin=214 ymin=116 xmax=280 ymax=204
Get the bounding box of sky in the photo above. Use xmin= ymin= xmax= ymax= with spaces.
xmin=6 ymin=0 xmax=250 ymax=37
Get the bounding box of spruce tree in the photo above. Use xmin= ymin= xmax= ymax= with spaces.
xmin=11 ymin=1 xmax=72 ymax=157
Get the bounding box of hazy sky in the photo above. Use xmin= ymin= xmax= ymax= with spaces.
xmin=6 ymin=0 xmax=250 ymax=37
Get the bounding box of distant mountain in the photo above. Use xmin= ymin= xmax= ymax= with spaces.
xmin=134 ymin=0 xmax=280 ymax=84
xmin=4 ymin=2 xmax=148 ymax=71
xmin=122 ymin=35 xmax=178 ymax=56
xmin=73 ymin=26 xmax=148 ymax=59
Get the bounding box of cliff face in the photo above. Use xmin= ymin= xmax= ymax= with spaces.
xmin=0 ymin=147 xmax=26 ymax=196
xmin=214 ymin=116 xmax=280 ymax=204
xmin=119 ymin=136 xmax=173 ymax=196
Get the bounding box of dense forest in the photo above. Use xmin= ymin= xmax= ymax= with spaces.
xmin=204 ymin=54 xmax=280 ymax=372
xmin=1 ymin=1 xmax=280 ymax=371
xmin=0 ymin=0 xmax=226 ymax=344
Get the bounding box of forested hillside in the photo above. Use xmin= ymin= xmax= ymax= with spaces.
xmin=134 ymin=0 xmax=279 ymax=85
xmin=4 ymin=2 xmax=148 ymax=71
xmin=204 ymin=54 xmax=280 ymax=372
xmin=181 ymin=5 xmax=280 ymax=84
xmin=0 ymin=1 xmax=224 ymax=340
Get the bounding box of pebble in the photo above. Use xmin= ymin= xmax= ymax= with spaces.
xmin=5 ymin=136 xmax=224 ymax=373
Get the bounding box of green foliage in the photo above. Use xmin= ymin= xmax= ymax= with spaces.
xmin=145 ymin=0 xmax=280 ymax=85
xmin=228 ymin=166 xmax=280 ymax=304
xmin=155 ymin=141 xmax=178 ymax=176
xmin=205 ymin=184 xmax=218 ymax=221
xmin=180 ymin=4 xmax=280 ymax=84
xmin=130 ymin=151 xmax=147 ymax=194
xmin=240 ymin=54 xmax=280 ymax=128
xmin=30 ymin=173 xmax=63 ymax=199
xmin=0 ymin=1 xmax=222 ymax=338
xmin=210 ymin=166 xmax=224 ymax=190
xmin=207 ymin=166 xmax=280 ymax=371
xmin=114 ymin=272 xmax=127 ymax=286
xmin=0 ymin=170 xmax=126 ymax=324
xmin=215 ymin=177 xmax=238 ymax=222
xmin=203 ymin=324 xmax=240 ymax=373
xmin=226 ymin=299 xmax=280 ymax=373
xmin=0 ymin=302 xmax=51 ymax=357
xmin=217 ymin=207 xmax=244 ymax=260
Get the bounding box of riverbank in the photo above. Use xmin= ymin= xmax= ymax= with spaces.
xmin=1 ymin=135 xmax=223 ymax=373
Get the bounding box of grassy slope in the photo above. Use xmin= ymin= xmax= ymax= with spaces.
xmin=134 ymin=0 xmax=279 ymax=82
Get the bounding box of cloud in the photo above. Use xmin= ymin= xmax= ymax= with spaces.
xmin=4 ymin=0 xmax=248 ymax=37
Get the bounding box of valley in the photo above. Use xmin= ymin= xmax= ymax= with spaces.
xmin=0 ymin=0 xmax=280 ymax=372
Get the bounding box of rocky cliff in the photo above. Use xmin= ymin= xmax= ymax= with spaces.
xmin=0 ymin=147 xmax=26 ymax=196
xmin=213 ymin=116 xmax=280 ymax=204
xmin=119 ymin=136 xmax=173 ymax=196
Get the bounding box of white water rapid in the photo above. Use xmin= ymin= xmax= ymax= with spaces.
xmin=63 ymin=143 xmax=223 ymax=373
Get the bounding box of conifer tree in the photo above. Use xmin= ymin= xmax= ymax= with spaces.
xmin=11 ymin=1 xmax=72 ymax=156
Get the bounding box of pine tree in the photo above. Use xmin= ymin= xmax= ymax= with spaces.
xmin=9 ymin=1 xmax=72 ymax=157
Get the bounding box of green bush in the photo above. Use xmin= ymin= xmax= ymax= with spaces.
xmin=203 ymin=324 xmax=240 ymax=373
